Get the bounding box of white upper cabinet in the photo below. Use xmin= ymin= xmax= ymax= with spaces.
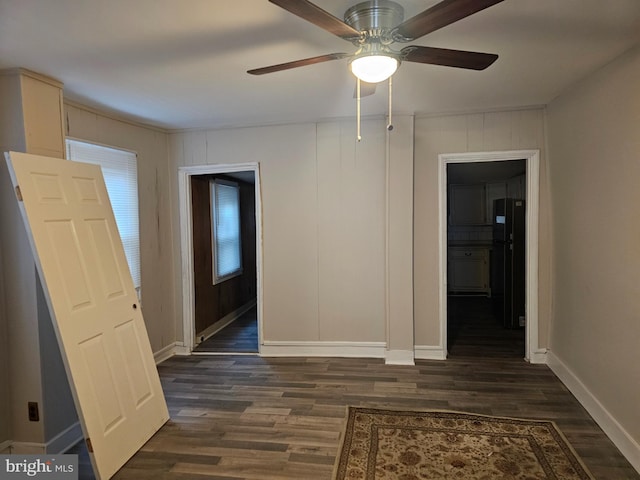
xmin=449 ymin=184 xmax=486 ymax=225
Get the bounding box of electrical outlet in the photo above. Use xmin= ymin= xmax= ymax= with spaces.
xmin=28 ymin=402 xmax=39 ymax=422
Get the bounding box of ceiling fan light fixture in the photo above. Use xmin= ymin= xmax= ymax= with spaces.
xmin=350 ymin=54 xmax=398 ymax=83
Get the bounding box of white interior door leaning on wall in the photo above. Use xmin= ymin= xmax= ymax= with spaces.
xmin=5 ymin=151 xmax=169 ymax=480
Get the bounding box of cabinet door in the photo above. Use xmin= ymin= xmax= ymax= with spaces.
xmin=449 ymin=184 xmax=486 ymax=225
xmin=21 ymin=74 xmax=65 ymax=158
xmin=448 ymin=248 xmax=489 ymax=293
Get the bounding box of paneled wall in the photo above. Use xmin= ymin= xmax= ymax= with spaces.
xmin=65 ymin=102 xmax=175 ymax=352
xmin=547 ymin=45 xmax=640 ymax=455
xmin=169 ymin=119 xmax=387 ymax=344
xmin=0 ymin=245 xmax=8 ymax=449
xmin=191 ymin=175 xmax=256 ymax=334
xmin=413 ymin=108 xmax=552 ymax=349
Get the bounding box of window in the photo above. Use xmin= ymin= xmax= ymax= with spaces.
xmin=210 ymin=180 xmax=242 ymax=284
xmin=66 ymin=139 xmax=141 ymax=292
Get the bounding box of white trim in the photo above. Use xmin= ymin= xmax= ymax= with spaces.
xmin=8 ymin=442 xmax=46 ymax=454
xmin=45 ymin=421 xmax=83 ymax=454
xmin=547 ymin=351 xmax=640 ymax=473
xmin=0 ymin=440 xmax=11 ymax=454
xmin=153 ymin=343 xmax=179 ymax=364
xmin=385 ymin=350 xmax=415 ymax=365
xmin=528 ymin=348 xmax=548 ymax=364
xmin=173 ymin=344 xmax=191 ymax=356
xmin=261 ymin=341 xmax=386 ymax=358
xmin=178 ymin=163 xmax=263 ymax=355
xmin=414 ymin=345 xmax=448 ymax=360
xmin=438 ymin=150 xmax=540 ymax=361
xmin=66 ymin=136 xmax=137 ymax=155
xmin=196 ymin=300 xmax=256 ymax=343
xmin=153 ymin=342 xmax=191 ymax=364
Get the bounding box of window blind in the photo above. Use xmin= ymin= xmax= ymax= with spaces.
xmin=211 ymin=181 xmax=242 ymax=282
xmin=66 ymin=139 xmax=141 ymax=289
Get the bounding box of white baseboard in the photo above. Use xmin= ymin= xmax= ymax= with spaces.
xmin=528 ymin=348 xmax=548 ymax=364
xmin=261 ymin=341 xmax=386 ymax=358
xmin=547 ymin=351 xmax=640 ymax=473
xmin=0 ymin=440 xmax=11 ymax=454
xmin=153 ymin=342 xmax=178 ymax=364
xmin=8 ymin=442 xmax=46 ymax=454
xmin=154 ymin=342 xmax=191 ymax=364
xmin=196 ymin=300 xmax=256 ymax=344
xmin=7 ymin=422 xmax=84 ymax=455
xmin=414 ymin=345 xmax=447 ymax=360
xmin=385 ymin=349 xmax=415 ymax=365
xmin=173 ymin=344 xmax=191 ymax=356
xmin=46 ymin=421 xmax=83 ymax=454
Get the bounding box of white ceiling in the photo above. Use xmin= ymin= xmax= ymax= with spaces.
xmin=1 ymin=0 xmax=639 ymax=131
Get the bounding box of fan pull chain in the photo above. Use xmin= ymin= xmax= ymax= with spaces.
xmin=356 ymin=78 xmax=362 ymax=142
xmin=387 ymin=75 xmax=393 ymax=132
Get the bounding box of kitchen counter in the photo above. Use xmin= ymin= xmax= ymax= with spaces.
xmin=448 ymin=241 xmax=493 ymax=247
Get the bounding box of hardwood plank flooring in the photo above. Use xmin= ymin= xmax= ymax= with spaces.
xmin=194 ymin=307 xmax=258 ymax=353
xmin=448 ymin=295 xmax=526 ymax=358
xmin=69 ymin=354 xmax=639 ymax=479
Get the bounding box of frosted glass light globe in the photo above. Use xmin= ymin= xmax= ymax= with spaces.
xmin=351 ymin=55 xmax=398 ymax=83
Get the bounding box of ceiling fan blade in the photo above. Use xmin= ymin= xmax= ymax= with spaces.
xmin=392 ymin=0 xmax=504 ymax=42
xmin=248 ymin=52 xmax=350 ymax=75
xmin=401 ymin=46 xmax=498 ymax=70
xmin=353 ymin=81 xmax=377 ymax=98
xmin=269 ymin=0 xmax=361 ymax=40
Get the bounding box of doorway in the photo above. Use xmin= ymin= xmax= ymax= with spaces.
xmin=178 ymin=163 xmax=263 ymax=355
xmin=446 ymin=159 xmax=526 ymax=357
xmin=191 ymin=171 xmax=258 ymax=354
xmin=438 ymin=150 xmax=541 ymax=362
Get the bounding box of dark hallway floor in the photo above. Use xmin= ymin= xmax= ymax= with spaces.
xmin=193 ymin=297 xmax=523 ymax=357
xmin=193 ymin=305 xmax=259 ymax=353
xmin=447 ymin=295 xmax=525 ymax=358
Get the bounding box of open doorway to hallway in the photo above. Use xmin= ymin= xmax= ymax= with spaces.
xmin=446 ymin=159 xmax=526 ymax=358
xmin=190 ymin=171 xmax=258 ymax=354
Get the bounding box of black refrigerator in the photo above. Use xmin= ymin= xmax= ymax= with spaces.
xmin=491 ymin=198 xmax=526 ymax=329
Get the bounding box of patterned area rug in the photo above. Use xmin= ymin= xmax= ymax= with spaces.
xmin=333 ymin=407 xmax=594 ymax=480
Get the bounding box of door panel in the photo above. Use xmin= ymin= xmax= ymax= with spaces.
xmin=5 ymin=152 xmax=168 ymax=480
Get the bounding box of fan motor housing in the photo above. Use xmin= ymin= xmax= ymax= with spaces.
xmin=344 ymin=0 xmax=405 ymax=37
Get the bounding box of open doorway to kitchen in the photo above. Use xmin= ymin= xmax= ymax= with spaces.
xmin=178 ymin=164 xmax=262 ymax=355
xmin=446 ymin=159 xmax=526 ymax=358
xmin=439 ymin=150 xmax=541 ymax=362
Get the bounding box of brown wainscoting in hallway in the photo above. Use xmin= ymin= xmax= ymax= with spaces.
xmin=69 ymin=355 xmax=639 ymax=479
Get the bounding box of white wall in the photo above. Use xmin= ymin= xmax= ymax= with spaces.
xmin=0 ymin=71 xmax=46 ymax=446
xmin=547 ymin=45 xmax=640 ymax=460
xmin=0 ymin=243 xmax=9 ymax=448
xmin=413 ymin=109 xmax=553 ymax=350
xmin=169 ymin=119 xmax=389 ymax=347
xmin=65 ymin=103 xmax=175 ymax=353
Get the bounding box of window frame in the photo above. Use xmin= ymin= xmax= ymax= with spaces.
xmin=65 ymin=137 xmax=141 ymax=295
xmin=210 ymin=179 xmax=243 ymax=285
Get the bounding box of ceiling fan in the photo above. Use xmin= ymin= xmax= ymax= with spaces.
xmin=248 ymin=0 xmax=504 ymax=84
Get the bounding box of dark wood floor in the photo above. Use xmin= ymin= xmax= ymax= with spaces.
xmin=68 ymin=302 xmax=639 ymax=479
xmin=448 ymin=295 xmax=525 ymax=358
xmin=194 ymin=306 xmax=258 ymax=353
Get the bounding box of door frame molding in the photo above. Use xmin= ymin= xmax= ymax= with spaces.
xmin=178 ymin=162 xmax=263 ymax=353
xmin=438 ymin=150 xmax=543 ymax=363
